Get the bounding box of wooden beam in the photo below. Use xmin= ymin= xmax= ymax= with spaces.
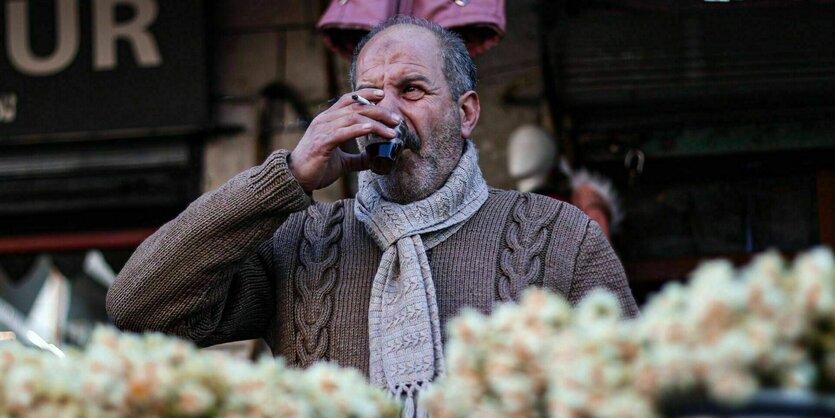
xmin=0 ymin=228 xmax=156 ymax=254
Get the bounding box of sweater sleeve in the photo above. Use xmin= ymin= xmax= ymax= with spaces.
xmin=106 ymin=149 xmax=312 ymax=346
xmin=567 ymin=220 xmax=640 ymax=318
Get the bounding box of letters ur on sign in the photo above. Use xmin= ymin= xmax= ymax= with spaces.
xmin=4 ymin=0 xmax=163 ymax=76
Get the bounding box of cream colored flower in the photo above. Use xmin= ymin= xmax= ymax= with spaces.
xmin=705 ymin=369 xmax=758 ymax=405
xmin=594 ymin=391 xmax=659 ymax=418
xmin=490 ymin=374 xmax=536 ymax=415
xmin=175 ymin=382 xmax=216 ymax=416
xmin=6 ymin=248 xmax=835 ymax=418
xmin=447 ymin=308 xmax=489 ymax=346
xmin=575 ymin=289 xmax=623 ymax=328
xmin=780 ymin=361 xmax=816 ymax=389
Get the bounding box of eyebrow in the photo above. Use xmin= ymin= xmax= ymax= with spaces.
xmin=396 ymin=75 xmax=432 ymax=87
xmin=356 ymin=75 xmax=433 ymax=91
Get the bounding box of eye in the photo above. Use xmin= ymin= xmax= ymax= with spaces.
xmin=402 ymin=85 xmax=425 ymax=101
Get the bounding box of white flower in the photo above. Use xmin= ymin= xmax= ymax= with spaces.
xmin=0 ymin=326 xmax=399 ymax=418
xmin=646 ymin=345 xmax=699 ymax=391
xmin=519 ymin=288 xmax=573 ymax=330
xmin=743 ymin=275 xmax=788 ymax=319
xmin=422 ymin=372 xmax=483 ymax=416
xmin=9 ymin=248 xmax=835 ymax=417
xmin=781 ymin=361 xmax=817 ymax=389
xmin=446 ymin=309 xmax=488 ymax=346
xmin=469 ymin=398 xmax=506 ymax=418
xmin=742 ymin=251 xmax=787 ymax=285
xmin=742 ymin=319 xmax=780 ymax=369
xmin=791 ymin=247 xmax=835 ymax=318
xmin=444 ymin=339 xmax=480 ymax=379
xmin=4 ymin=365 xmax=38 ymax=412
xmin=575 ymin=289 xmax=622 ymax=328
xmin=426 ymin=248 xmax=835 ymax=417
xmin=483 ymin=350 xmax=520 ymax=381
xmin=713 ymin=330 xmax=759 ymax=366
xmin=490 ymin=303 xmax=522 ymax=334
xmin=643 ymin=282 xmax=688 ymax=315
xmin=690 ymin=260 xmax=736 ymax=292
xmin=547 ymin=383 xmax=590 ymax=415
xmin=594 ymin=391 xmax=659 ymax=418
xmin=705 ymin=369 xmax=758 ymax=405
xmin=490 ymin=374 xmax=535 ymax=415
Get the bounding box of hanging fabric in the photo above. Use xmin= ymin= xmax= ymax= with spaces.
xmin=0 ymin=255 xmax=50 ymax=317
xmin=83 ymin=250 xmax=116 ymax=288
xmin=66 ymin=250 xmax=115 ymax=345
xmin=317 ymin=0 xmax=506 ymax=58
xmin=25 ymin=261 xmax=70 ymax=345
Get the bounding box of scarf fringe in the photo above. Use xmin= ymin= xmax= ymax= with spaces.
xmin=391 ymin=381 xmax=431 ymax=418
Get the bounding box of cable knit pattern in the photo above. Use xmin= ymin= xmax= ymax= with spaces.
xmin=107 ymin=144 xmax=639 ymax=386
xmin=568 ymin=219 xmax=640 ymax=318
xmin=294 ymin=202 xmax=344 ymax=367
xmin=497 ymin=194 xmax=559 ymax=302
xmin=356 ymin=141 xmax=488 ymax=418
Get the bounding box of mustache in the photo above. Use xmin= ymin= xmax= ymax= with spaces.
xmin=367 ymin=123 xmax=422 ymax=154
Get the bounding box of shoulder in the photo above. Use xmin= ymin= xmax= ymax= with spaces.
xmin=482 ymin=188 xmax=595 ymax=295
xmin=484 ymin=188 xmax=591 ymax=229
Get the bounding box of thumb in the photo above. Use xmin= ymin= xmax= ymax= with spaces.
xmin=342 ymin=151 xmax=370 ymax=173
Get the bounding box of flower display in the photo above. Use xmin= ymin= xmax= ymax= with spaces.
xmin=422 ymin=247 xmax=835 ymax=417
xmin=0 ymin=328 xmax=399 ymax=418
xmin=2 ymin=248 xmax=834 ymax=417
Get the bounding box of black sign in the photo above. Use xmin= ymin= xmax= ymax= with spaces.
xmin=0 ymin=0 xmax=207 ymax=139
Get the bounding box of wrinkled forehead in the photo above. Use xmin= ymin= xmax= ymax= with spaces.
xmin=356 ymin=25 xmax=443 ymax=79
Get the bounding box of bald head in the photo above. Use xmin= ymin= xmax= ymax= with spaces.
xmin=349 ymin=16 xmax=477 ymax=101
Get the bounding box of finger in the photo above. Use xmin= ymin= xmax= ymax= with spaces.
xmin=341 ymin=150 xmax=370 ymax=172
xmin=353 ymin=87 xmax=385 ymax=104
xmin=331 ymin=112 xmax=398 ymax=136
xmin=327 ymin=121 xmax=397 ymax=147
xmin=329 ymin=88 xmax=385 ymax=110
xmin=331 ymin=111 xmax=397 ymax=138
xmin=318 ymin=103 xmax=401 ymax=128
xmin=351 ymin=103 xmax=402 ymax=127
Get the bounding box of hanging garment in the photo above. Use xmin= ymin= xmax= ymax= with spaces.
xmin=0 ymin=256 xmax=49 ymax=339
xmin=0 ymin=255 xmax=50 ymax=320
xmin=65 ymin=250 xmax=115 ymax=345
xmin=317 ymin=0 xmax=506 ymax=58
xmin=83 ymin=250 xmax=116 ymax=288
xmin=25 ymin=263 xmax=70 ymax=345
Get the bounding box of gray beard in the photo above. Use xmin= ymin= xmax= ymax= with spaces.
xmin=364 ymin=112 xmax=464 ymax=204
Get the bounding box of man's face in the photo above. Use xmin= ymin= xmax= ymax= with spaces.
xmin=355 ymin=25 xmax=465 ymax=203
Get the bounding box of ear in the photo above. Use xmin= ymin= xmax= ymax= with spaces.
xmin=457 ymin=91 xmax=480 ymax=139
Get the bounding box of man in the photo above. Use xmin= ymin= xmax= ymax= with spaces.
xmin=107 ymin=16 xmax=637 ymax=411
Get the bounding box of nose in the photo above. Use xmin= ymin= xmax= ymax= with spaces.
xmin=376 ymin=87 xmax=401 ymax=114
xmin=375 ymin=89 xmax=408 ymax=133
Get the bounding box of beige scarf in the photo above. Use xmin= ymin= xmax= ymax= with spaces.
xmin=355 ymin=141 xmax=488 ymax=417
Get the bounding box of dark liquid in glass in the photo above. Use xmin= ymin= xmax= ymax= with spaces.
xmin=366 ymin=141 xmax=403 ymax=175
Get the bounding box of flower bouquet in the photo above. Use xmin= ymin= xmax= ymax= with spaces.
xmin=0 ymin=327 xmax=399 ymax=418
xmin=2 ymin=247 xmax=834 ymax=417
xmin=422 ymin=248 xmax=835 ymax=418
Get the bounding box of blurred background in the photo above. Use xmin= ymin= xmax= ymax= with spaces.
xmin=1 ymin=0 xmax=834 ymax=348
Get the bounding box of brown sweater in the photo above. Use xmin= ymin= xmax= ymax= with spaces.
xmin=107 ymin=149 xmax=638 ymax=375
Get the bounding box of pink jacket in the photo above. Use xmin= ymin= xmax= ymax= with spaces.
xmin=317 ymin=0 xmax=506 ymax=58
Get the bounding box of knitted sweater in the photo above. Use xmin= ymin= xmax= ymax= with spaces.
xmin=107 ymin=149 xmax=638 ymax=375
